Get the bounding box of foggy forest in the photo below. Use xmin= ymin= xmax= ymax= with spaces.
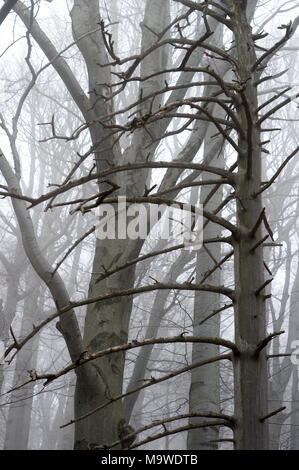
xmin=0 ymin=0 xmax=299 ymax=452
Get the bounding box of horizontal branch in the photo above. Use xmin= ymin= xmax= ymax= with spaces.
xmin=8 ymin=338 xmax=237 ymax=392
xmin=78 ymin=195 xmax=238 ymax=234
xmin=96 ymin=411 xmax=234 ymax=450
xmin=61 ymin=353 xmax=232 ymax=429
xmin=0 ymin=190 xmax=35 ymax=203
xmin=153 ymin=178 xmax=230 ymax=198
xmin=130 ymin=420 xmax=232 ymax=449
xmin=5 ymin=283 xmax=235 ymax=361
xmin=267 ymin=353 xmax=292 ymax=359
xmin=28 ymin=161 xmax=234 ymax=209
xmin=93 ymin=236 xmax=231 ymax=284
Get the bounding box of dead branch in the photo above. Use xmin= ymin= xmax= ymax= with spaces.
xmin=27 ymin=161 xmax=234 ymax=209
xmin=5 ymin=282 xmax=235 ymax=361
xmin=96 ymin=411 xmax=235 ymax=450
xmin=60 ymin=353 xmax=232 ymax=429
xmin=255 ymin=331 xmax=285 ymax=355
xmin=254 ymin=146 xmax=299 ymax=197
xmin=260 ymin=407 xmax=286 ymax=423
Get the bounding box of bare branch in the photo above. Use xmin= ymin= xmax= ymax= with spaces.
xmin=254 ymin=146 xmax=299 ymax=196
xmin=61 ymin=353 xmax=232 ymax=429
xmin=96 ymin=411 xmax=234 ymax=450
xmin=260 ymin=407 xmax=286 ymax=423
xmin=174 ymin=0 xmax=233 ymax=30
xmin=254 ymin=331 xmax=285 ymax=355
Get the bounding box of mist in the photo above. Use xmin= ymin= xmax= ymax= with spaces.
xmin=0 ymin=0 xmax=299 ymax=452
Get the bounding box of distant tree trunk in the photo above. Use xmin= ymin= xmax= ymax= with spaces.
xmin=269 ymin=234 xmax=299 ymax=448
xmin=4 ymin=292 xmax=40 ymax=449
xmin=124 ymin=250 xmax=191 ymax=422
xmin=47 ymin=387 xmax=74 ymax=450
xmin=187 ymin=17 xmax=225 ymax=448
xmin=0 ymin=241 xmax=25 ymax=397
xmin=267 ymin=244 xmax=291 ymax=449
xmin=291 ymin=368 xmax=299 ymax=449
xmin=283 ymin=250 xmax=299 ymax=449
xmin=188 ymin=155 xmax=223 ymax=450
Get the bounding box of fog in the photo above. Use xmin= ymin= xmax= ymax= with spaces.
xmin=0 ymin=0 xmax=299 ymax=451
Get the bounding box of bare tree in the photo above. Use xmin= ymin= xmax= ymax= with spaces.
xmin=1 ymin=0 xmax=299 ymax=450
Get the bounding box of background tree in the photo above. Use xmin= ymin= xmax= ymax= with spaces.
xmin=1 ymin=0 xmax=299 ymax=451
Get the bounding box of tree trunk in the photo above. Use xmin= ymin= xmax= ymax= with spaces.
xmin=4 ymin=293 xmax=40 ymax=449
xmin=188 ymin=158 xmax=223 ymax=450
xmin=72 ymin=0 xmax=171 ymax=448
xmin=227 ymin=0 xmax=269 ymax=449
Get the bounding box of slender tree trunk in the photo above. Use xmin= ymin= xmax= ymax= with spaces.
xmin=0 ymin=242 xmax=25 ymax=397
xmin=124 ymin=250 xmax=191 ymax=421
xmin=187 ymin=17 xmax=225 ymax=448
xmin=4 ymin=293 xmax=40 ymax=449
xmin=188 ymin=156 xmax=223 ymax=450
xmin=291 ymin=368 xmax=299 ymax=449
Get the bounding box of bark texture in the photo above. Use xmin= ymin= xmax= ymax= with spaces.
xmin=226 ymin=0 xmax=269 ymax=449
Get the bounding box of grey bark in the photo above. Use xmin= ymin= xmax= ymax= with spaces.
xmin=187 ymin=157 xmax=223 ymax=450
xmin=226 ymin=0 xmax=269 ymax=449
xmin=4 ymin=292 xmax=40 ymax=449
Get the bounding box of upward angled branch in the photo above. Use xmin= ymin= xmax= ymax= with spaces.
xmin=252 ymin=18 xmax=299 ymax=73
xmin=254 ymin=146 xmax=299 ymax=197
xmin=13 ymin=1 xmax=92 ymax=120
xmin=174 ymin=0 xmax=233 ymax=30
xmin=0 ymin=148 xmax=94 ymax=387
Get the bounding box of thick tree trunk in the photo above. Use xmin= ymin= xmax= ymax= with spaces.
xmin=226 ymin=0 xmax=269 ymax=450
xmin=72 ymin=0 xmax=171 ymax=448
xmin=74 ymin=241 xmax=141 ymax=448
